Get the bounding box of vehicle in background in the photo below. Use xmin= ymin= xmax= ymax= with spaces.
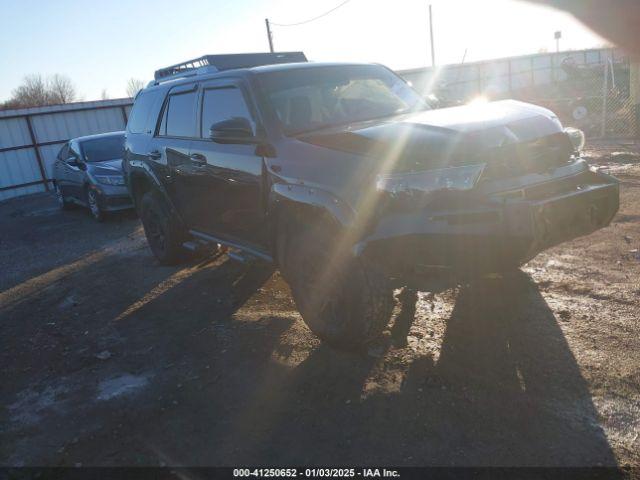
xmin=53 ymin=132 xmax=133 ymax=221
xmin=124 ymin=53 xmax=619 ymax=349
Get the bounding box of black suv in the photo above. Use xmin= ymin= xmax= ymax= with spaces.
xmin=124 ymin=52 xmax=619 ymax=348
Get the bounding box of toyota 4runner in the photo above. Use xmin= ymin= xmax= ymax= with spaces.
xmin=123 ymin=52 xmax=619 ymax=348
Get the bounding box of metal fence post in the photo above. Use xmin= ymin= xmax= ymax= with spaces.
xmin=630 ymin=60 xmax=640 ymax=138
xmin=24 ymin=115 xmax=49 ymax=191
xmin=601 ymin=55 xmax=609 ymax=138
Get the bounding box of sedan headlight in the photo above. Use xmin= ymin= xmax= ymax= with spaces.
xmin=376 ymin=164 xmax=485 ymax=195
xmin=94 ymin=175 xmax=125 ymax=186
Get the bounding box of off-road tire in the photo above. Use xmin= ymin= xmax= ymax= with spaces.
xmin=277 ymin=217 xmax=393 ymax=349
xmin=140 ymin=191 xmax=187 ymax=265
xmin=54 ymin=183 xmax=73 ymax=210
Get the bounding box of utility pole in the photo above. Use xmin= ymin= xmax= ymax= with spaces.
xmin=265 ymin=18 xmax=274 ymax=53
xmin=428 ymin=4 xmax=436 ymax=67
xmin=554 ymin=30 xmax=561 ymax=53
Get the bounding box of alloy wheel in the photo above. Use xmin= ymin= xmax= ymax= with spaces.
xmin=55 ymin=184 xmax=64 ymax=206
xmin=145 ymin=209 xmax=166 ymax=254
xmin=88 ymin=190 xmax=101 ymax=220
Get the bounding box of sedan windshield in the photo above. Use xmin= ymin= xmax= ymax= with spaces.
xmin=258 ymin=65 xmax=427 ymax=135
xmin=81 ymin=135 xmax=125 ymax=163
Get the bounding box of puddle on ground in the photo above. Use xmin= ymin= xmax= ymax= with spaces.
xmin=96 ymin=374 xmax=149 ymax=401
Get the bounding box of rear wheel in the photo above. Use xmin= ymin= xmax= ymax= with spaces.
xmin=140 ymin=191 xmax=187 ymax=265
xmin=278 ymin=217 xmax=393 ymax=349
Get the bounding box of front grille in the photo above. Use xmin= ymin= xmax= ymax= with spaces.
xmin=480 ymin=132 xmax=574 ymax=181
xmin=492 ymin=171 xmax=601 ymax=203
xmin=524 ymin=173 xmax=585 ymax=200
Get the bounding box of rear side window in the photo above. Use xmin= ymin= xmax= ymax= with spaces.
xmin=200 ymin=87 xmax=253 ymax=138
xmin=127 ymin=89 xmax=163 ymax=134
xmin=159 ymin=91 xmax=198 ymax=138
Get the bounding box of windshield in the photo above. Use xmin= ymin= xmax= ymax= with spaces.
xmin=258 ymin=65 xmax=428 ymax=135
xmin=81 ymin=135 xmax=124 ymax=163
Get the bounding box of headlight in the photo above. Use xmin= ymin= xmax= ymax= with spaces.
xmin=564 ymin=127 xmax=585 ymax=152
xmin=376 ymin=164 xmax=485 ymax=195
xmin=94 ymin=175 xmax=125 ymax=186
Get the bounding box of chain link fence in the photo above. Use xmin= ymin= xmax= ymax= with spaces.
xmin=529 ymin=52 xmax=637 ymax=139
xmin=400 ymin=48 xmax=638 ymax=140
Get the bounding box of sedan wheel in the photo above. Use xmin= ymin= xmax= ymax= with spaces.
xmin=55 ymin=183 xmax=72 ymax=210
xmin=87 ymin=189 xmax=104 ymax=222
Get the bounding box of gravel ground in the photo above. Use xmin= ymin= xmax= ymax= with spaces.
xmin=0 ymin=147 xmax=638 ymax=470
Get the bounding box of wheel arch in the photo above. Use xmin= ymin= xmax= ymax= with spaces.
xmin=129 ymin=171 xmax=155 ymax=213
xmin=267 ymin=183 xmax=355 ymax=261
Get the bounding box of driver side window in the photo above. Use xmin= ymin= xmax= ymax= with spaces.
xmin=200 ymin=87 xmax=254 ymax=138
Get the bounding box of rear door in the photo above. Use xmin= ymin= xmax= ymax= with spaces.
xmin=152 ymin=83 xmax=199 ymax=225
xmin=188 ymin=79 xmax=266 ymax=247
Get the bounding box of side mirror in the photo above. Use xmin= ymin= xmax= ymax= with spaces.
xmin=67 ymin=157 xmax=86 ymax=170
xmin=209 ymin=117 xmax=257 ymax=144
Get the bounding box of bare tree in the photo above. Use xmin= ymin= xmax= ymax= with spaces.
xmin=100 ymin=89 xmax=110 ymax=100
xmin=48 ymin=74 xmax=77 ymax=104
xmin=126 ymin=78 xmax=145 ymax=98
xmin=3 ymin=74 xmax=78 ymax=109
xmin=11 ymin=74 xmax=50 ymax=107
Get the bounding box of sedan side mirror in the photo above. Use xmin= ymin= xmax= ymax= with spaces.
xmin=209 ymin=117 xmax=257 ymax=144
xmin=67 ymin=157 xmax=86 ymax=170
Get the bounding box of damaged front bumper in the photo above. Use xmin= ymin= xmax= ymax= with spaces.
xmin=355 ymin=167 xmax=619 ymax=279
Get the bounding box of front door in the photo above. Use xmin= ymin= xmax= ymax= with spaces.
xmin=187 ymin=80 xmax=266 ymax=248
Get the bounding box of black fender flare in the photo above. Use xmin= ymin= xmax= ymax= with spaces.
xmin=267 ymin=182 xmax=356 ymax=258
xmin=127 ymin=161 xmax=185 ymax=224
xmin=127 ymin=160 xmax=166 ymax=200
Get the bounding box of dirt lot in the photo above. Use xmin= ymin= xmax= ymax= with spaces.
xmin=1 ymin=147 xmax=639 ymax=469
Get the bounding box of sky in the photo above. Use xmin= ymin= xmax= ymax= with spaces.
xmin=0 ymin=0 xmax=608 ymax=102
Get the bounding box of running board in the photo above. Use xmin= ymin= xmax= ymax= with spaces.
xmin=182 ymin=239 xmax=210 ymax=252
xmin=188 ymin=230 xmax=273 ymax=264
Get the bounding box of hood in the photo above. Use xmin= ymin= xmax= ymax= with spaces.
xmin=298 ymin=100 xmax=570 ymax=174
xmin=87 ymin=158 xmax=124 ymax=175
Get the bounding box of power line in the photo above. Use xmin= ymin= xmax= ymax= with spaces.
xmin=270 ymin=0 xmax=353 ymax=27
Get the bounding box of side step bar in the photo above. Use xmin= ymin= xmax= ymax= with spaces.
xmin=187 ymin=230 xmax=274 ymax=264
xmin=182 ymin=239 xmax=210 ymax=252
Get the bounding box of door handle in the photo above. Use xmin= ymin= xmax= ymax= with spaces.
xmin=148 ymin=150 xmax=162 ymax=160
xmin=189 ymin=153 xmax=207 ymax=166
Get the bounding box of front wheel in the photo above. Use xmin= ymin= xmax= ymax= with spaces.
xmin=87 ymin=188 xmax=105 ymax=222
xmin=54 ymin=183 xmax=73 ymax=210
xmin=278 ymin=219 xmax=393 ymax=349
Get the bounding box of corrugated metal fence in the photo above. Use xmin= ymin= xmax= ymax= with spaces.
xmin=0 ymin=98 xmax=132 ymax=201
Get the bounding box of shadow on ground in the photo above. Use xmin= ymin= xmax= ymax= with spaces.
xmin=0 ymin=194 xmax=621 ymax=469
xmin=55 ymin=263 xmax=616 ymax=468
xmin=208 ymin=271 xmax=617 ymax=467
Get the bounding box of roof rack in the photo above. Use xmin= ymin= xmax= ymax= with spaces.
xmin=153 ymin=52 xmax=308 ymax=84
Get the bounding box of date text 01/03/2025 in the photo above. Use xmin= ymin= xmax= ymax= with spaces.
xmin=232 ymin=468 xmax=400 ymax=477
